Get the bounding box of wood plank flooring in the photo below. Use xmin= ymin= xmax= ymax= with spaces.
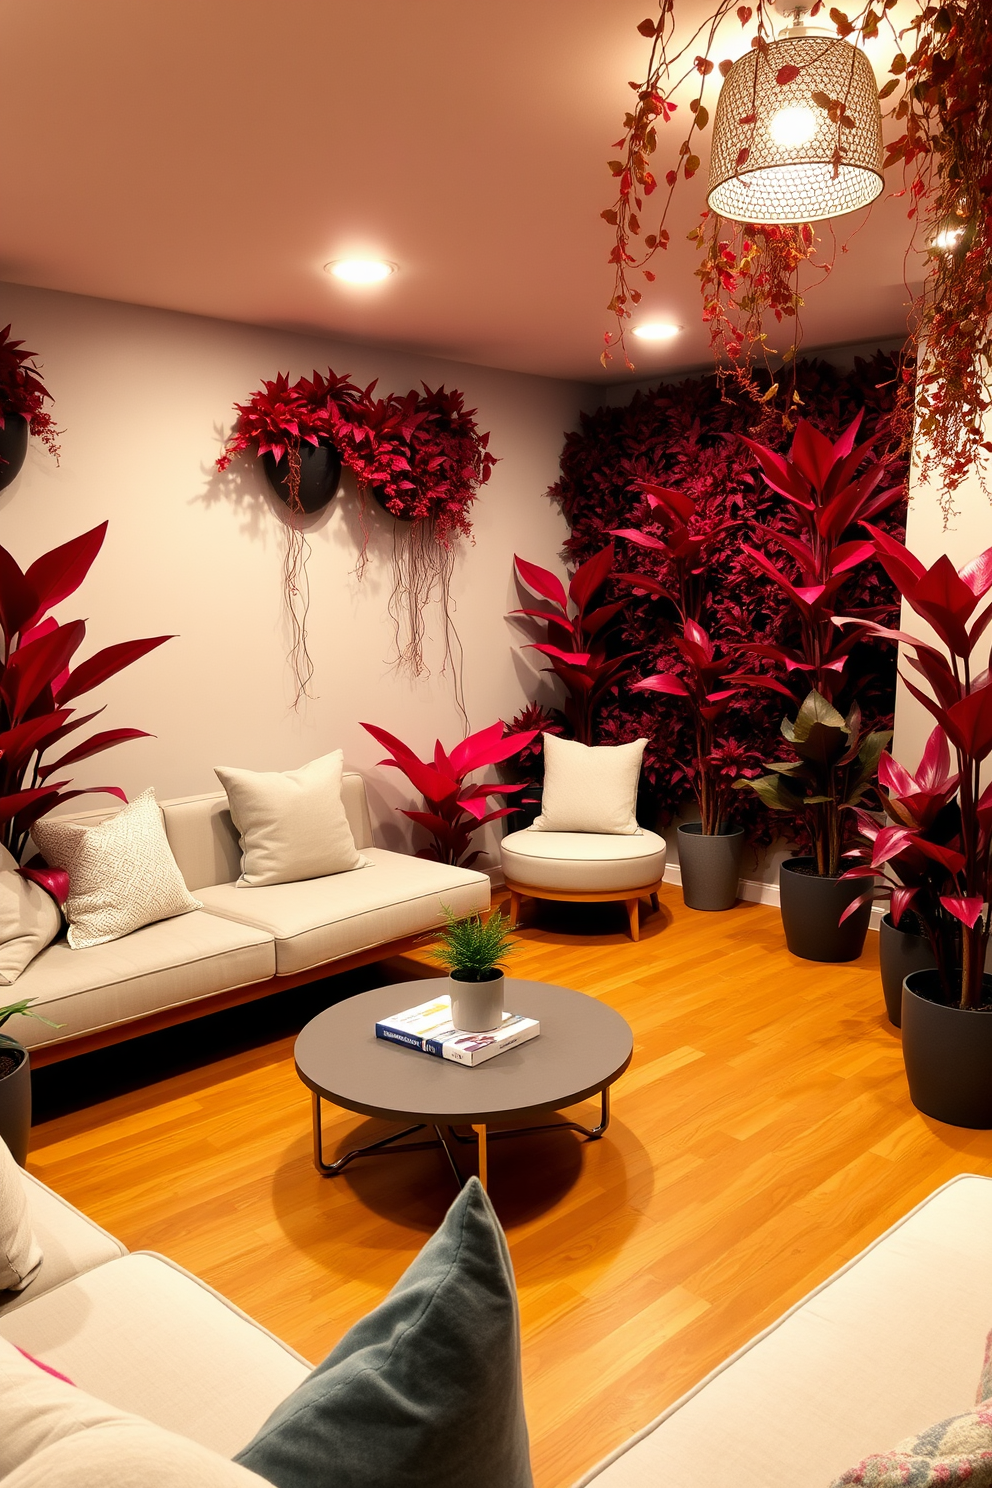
xmin=26 ymin=888 xmax=992 ymax=1488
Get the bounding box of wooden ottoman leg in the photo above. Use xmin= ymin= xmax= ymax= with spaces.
xmin=650 ymin=891 xmax=659 ymax=912
xmin=508 ymin=890 xmax=522 ymax=928
xmin=626 ymin=898 xmax=640 ymax=941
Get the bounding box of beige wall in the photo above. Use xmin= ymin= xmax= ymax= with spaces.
xmin=0 ymin=282 xmax=588 ymax=869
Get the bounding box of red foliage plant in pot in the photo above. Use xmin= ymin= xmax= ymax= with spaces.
xmin=509 ymin=546 xmax=634 ymax=747
xmin=360 ymin=721 xmax=538 ymax=869
xmin=0 ymin=522 xmax=171 ymax=870
xmin=724 ymin=414 xmax=901 ymax=959
xmin=837 ymin=531 xmax=992 ymax=1125
xmin=0 ymin=325 xmax=61 ymax=487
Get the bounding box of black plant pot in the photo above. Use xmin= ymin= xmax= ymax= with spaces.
xmin=0 ymin=1039 xmax=31 ymax=1165
xmin=0 ymin=414 xmax=29 ymax=492
xmin=262 ymin=438 xmax=341 ymax=514
xmin=677 ymin=824 xmax=744 ymax=911
xmin=778 ymin=856 xmax=872 ymax=963
xmin=371 ymin=487 xmax=414 ymax=521
xmin=902 ymin=970 xmax=992 ymax=1127
xmin=878 ymin=914 xmax=936 ymax=1027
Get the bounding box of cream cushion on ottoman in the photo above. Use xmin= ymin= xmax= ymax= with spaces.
xmin=501 ymin=827 xmax=666 ymax=940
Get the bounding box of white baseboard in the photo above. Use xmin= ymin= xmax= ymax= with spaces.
xmin=663 ymin=862 xmax=883 ymax=930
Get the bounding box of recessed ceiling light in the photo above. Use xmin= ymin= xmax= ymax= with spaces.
xmin=324 ymin=258 xmax=396 ymax=284
xmin=632 ymin=322 xmax=682 ymax=342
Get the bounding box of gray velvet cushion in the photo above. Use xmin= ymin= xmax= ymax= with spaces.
xmin=234 ymin=1177 xmax=532 ymax=1488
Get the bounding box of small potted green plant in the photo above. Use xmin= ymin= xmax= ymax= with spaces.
xmin=0 ymin=1000 xmax=61 ymax=1166
xmin=430 ymin=908 xmax=518 ymax=1033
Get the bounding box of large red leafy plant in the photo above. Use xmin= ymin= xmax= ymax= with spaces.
xmin=838 ymin=532 xmax=992 ymax=1009
xmin=543 ymin=354 xmax=909 ymax=843
xmin=0 ymin=522 xmax=171 ymax=869
xmin=509 ymin=546 xmax=633 ymax=746
xmin=604 ymin=1 xmax=992 ymax=508
xmin=360 ymin=721 xmax=538 ymax=868
xmin=0 ymin=325 xmax=61 ymax=465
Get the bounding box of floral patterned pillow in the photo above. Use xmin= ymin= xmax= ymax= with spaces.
xmin=830 ymin=1331 xmax=992 ymax=1488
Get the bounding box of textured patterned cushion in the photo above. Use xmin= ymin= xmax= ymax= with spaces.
xmin=830 ymin=1328 xmax=992 ymax=1487
xmin=214 ymin=751 xmax=366 ymax=887
xmin=32 ymin=790 xmax=201 ymax=950
xmin=533 ymin=735 xmax=646 ymax=834
xmin=0 ymin=1137 xmax=42 ymax=1293
xmin=0 ymin=846 xmax=61 ymax=985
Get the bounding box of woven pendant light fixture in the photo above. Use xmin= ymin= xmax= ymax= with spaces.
xmin=707 ymin=1 xmax=883 ymax=224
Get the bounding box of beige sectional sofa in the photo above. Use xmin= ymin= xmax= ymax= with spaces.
xmin=5 ymin=773 xmax=489 ymax=1067
xmin=1 ymin=1165 xmax=989 ymax=1481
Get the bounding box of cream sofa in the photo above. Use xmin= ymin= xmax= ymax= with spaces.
xmin=1 ymin=1168 xmax=990 ymax=1481
xmin=4 ymin=773 xmax=490 ymax=1067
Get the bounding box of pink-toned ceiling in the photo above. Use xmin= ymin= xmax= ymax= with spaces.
xmin=0 ymin=0 xmax=921 ymax=382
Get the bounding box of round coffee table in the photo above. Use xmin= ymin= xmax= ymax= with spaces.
xmin=295 ymin=979 xmax=633 ymax=1190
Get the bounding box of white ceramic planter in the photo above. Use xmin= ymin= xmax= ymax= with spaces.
xmin=449 ymin=972 xmax=505 ymax=1033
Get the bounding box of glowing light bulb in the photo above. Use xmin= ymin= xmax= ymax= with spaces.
xmin=632 ymin=322 xmax=682 ymax=342
xmin=931 ymin=224 xmax=966 ymax=252
xmin=768 ymin=105 xmax=818 ymax=148
xmin=325 ymin=259 xmax=396 ymax=284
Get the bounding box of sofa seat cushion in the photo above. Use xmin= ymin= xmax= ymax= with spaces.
xmin=501 ymin=828 xmax=667 ymax=894
xmin=576 ymin=1175 xmax=992 ymax=1488
xmin=196 ymin=847 xmax=490 ymax=976
xmin=0 ymin=1252 xmax=312 ymax=1458
xmin=0 ymin=1336 xmax=271 ymax=1488
xmin=0 ymin=1171 xmax=126 ymax=1317
xmin=3 ymin=914 xmax=276 ymax=1052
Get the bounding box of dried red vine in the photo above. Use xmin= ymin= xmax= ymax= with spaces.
xmin=605 ymin=1 xmax=992 ymax=507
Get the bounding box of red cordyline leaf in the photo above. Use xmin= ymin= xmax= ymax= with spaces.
xmin=55 ymin=636 xmax=174 ymax=705
xmin=38 ymin=727 xmax=152 ymax=780
xmin=939 ymin=895 xmax=985 ymax=929
xmin=0 ymin=545 xmax=36 ymax=644
xmin=513 ymin=555 xmax=568 ymax=612
xmin=18 ymin=863 xmax=69 ymax=907
xmin=0 ymin=785 xmax=70 ymax=826
xmin=632 ymin=672 xmax=691 ymax=697
xmin=379 ymin=755 xmax=459 ymax=805
xmin=528 ymin=642 xmax=593 ymax=667
xmin=511 ymin=608 xmax=577 ymax=634
xmin=22 ymin=522 xmax=107 ymax=631
xmin=448 ymin=722 xmax=538 ymax=777
xmin=889 ymin=886 xmax=919 ymax=927
xmin=2 ymin=621 xmax=86 ymax=722
xmin=0 ymin=712 xmax=72 ymax=773
xmin=610 ymin=527 xmax=668 ymax=553
xmin=569 ymin=544 xmax=615 ymax=612
xmin=944 ymin=684 xmax=992 ymax=762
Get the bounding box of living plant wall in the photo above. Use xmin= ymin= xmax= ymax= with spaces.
xmin=508 ymin=351 xmax=912 ymax=846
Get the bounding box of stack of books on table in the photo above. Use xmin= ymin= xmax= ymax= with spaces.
xmin=375 ymin=994 xmax=540 ymax=1067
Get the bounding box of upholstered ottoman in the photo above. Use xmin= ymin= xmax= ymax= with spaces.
xmin=500 ymin=827 xmax=667 ymax=940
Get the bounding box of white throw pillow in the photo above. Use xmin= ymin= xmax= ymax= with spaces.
xmin=214 ymin=750 xmax=367 ymax=887
xmin=0 ymin=1337 xmax=268 ymax=1487
xmin=0 ymin=846 xmax=61 ymax=985
xmin=32 ymin=790 xmax=202 ymax=950
xmin=0 ymin=1136 xmax=42 ymax=1291
xmin=533 ymin=734 xmax=647 ymax=834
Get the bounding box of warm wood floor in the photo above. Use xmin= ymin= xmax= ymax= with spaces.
xmin=26 ymin=888 xmax=992 ymax=1488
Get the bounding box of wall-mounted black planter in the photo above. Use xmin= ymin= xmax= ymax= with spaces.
xmin=878 ymin=913 xmax=936 ymax=1027
xmin=371 ymin=487 xmax=414 ymax=521
xmin=902 ymin=970 xmax=992 ymax=1127
xmin=0 ymin=1039 xmax=30 ymax=1166
xmin=262 ymin=438 xmax=341 ymax=514
xmin=779 ymin=856 xmax=872 ymax=962
xmin=0 ymin=414 xmax=29 ymax=492
xmin=677 ymin=824 xmax=744 ymax=911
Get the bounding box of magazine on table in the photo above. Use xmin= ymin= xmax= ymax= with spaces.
xmin=375 ymin=994 xmax=540 ymax=1067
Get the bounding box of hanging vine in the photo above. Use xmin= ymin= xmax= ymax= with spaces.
xmin=604 ymin=0 xmax=992 ymax=509
xmin=218 ymin=371 xmax=495 ymax=709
